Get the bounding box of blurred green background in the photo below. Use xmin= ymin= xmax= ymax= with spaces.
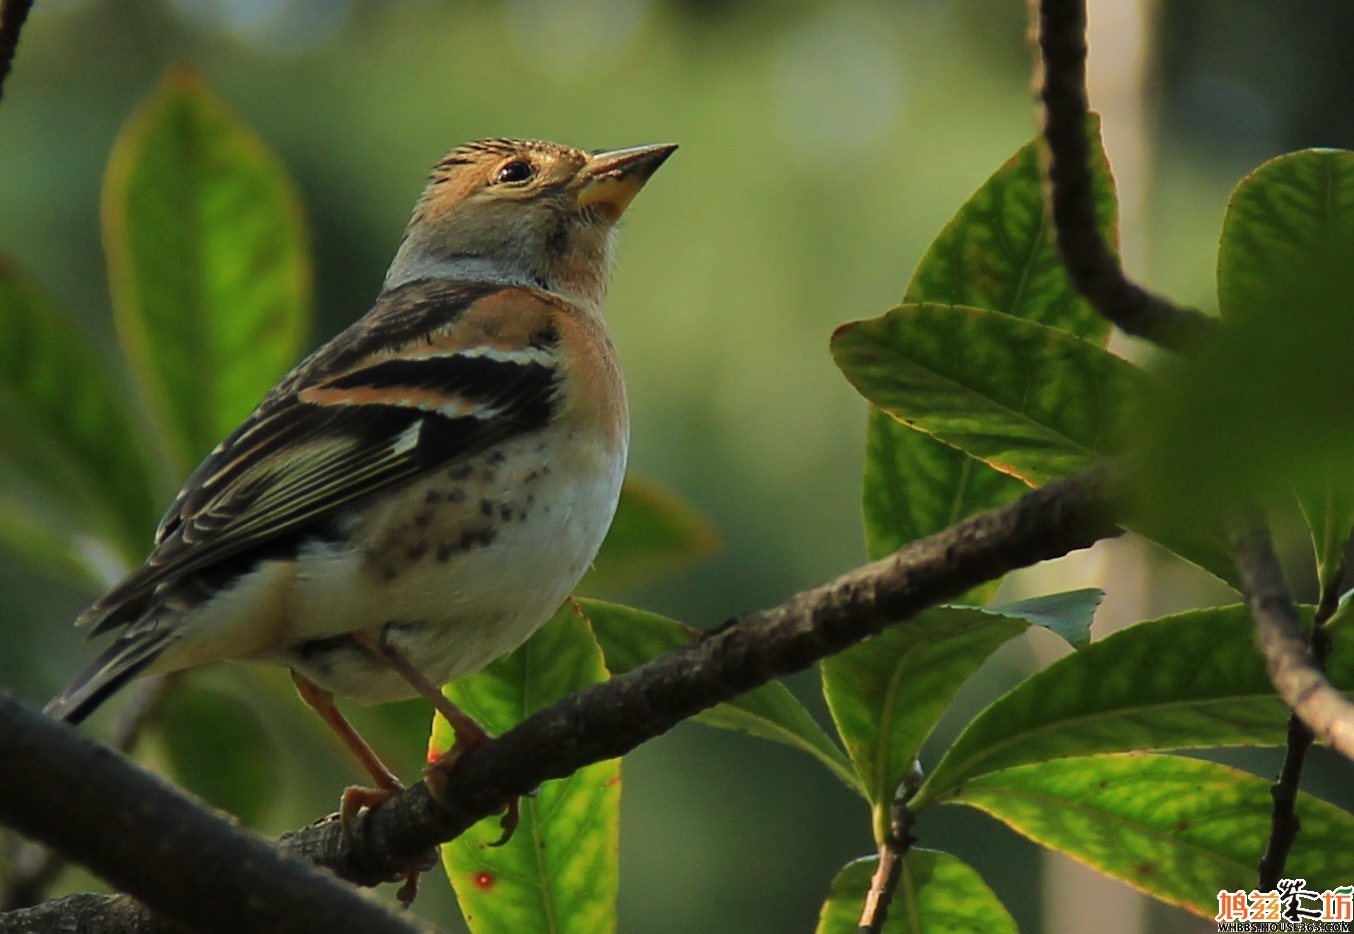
xmin=2 ymin=1 xmax=1353 ymax=932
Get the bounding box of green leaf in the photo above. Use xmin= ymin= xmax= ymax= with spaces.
xmin=907 ymin=114 xmax=1116 ymax=342
xmin=860 ymin=118 xmax=1116 ymax=591
xmin=438 ymin=602 xmax=618 ymax=934
xmin=914 ymin=604 xmax=1354 ymax=809
xmin=862 ymin=410 xmax=1025 ymax=606
xmin=1146 ymin=149 xmax=1354 ymax=523
xmin=1295 ymin=474 xmax=1354 ymax=595
xmin=952 ymin=754 xmax=1354 ymax=916
xmin=156 ymin=685 xmax=278 ymax=827
xmin=815 ymin=850 xmax=1018 ymax=934
xmin=0 ymin=258 xmax=158 ymax=572
xmin=837 ymin=304 xmax=1239 ymax=587
xmin=579 ymin=476 xmax=720 ymax=594
xmin=103 ymin=66 xmax=311 ymax=474
xmin=581 ymin=598 xmax=860 ymax=794
xmin=992 ymin=588 xmax=1103 ymax=650
xmin=835 ymin=304 xmax=1145 ymax=485
xmin=821 ymin=601 xmax=1095 ymax=828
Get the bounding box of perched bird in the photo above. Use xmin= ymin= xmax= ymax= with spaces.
xmin=47 ymin=138 xmax=675 ymax=821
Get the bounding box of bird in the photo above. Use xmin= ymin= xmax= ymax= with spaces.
xmin=45 ymin=138 xmax=675 ymax=837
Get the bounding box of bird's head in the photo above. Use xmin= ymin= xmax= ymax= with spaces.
xmin=387 ymin=138 xmax=677 ymax=307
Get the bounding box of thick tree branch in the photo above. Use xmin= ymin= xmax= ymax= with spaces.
xmin=2 ymin=676 xmax=172 ymax=912
xmin=1036 ymin=0 xmax=1216 ymax=351
xmin=0 ymin=0 xmax=32 ymax=106
xmin=1 ymin=466 xmax=1121 ymax=931
xmin=0 ymin=695 xmax=433 ymax=934
xmin=1228 ymin=522 xmax=1354 ymax=765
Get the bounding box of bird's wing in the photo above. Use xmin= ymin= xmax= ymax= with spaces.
xmin=80 ymin=279 xmax=566 ymax=636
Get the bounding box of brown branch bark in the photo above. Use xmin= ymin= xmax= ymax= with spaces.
xmin=1229 ymin=522 xmax=1354 ymax=760
xmin=1036 ymin=0 xmax=1216 ymax=351
xmin=2 ymin=676 xmax=173 ymax=912
xmin=1257 ymin=565 xmax=1339 ymax=892
xmin=1 ymin=466 xmax=1121 ymax=932
xmin=0 ymin=694 xmax=433 ymax=934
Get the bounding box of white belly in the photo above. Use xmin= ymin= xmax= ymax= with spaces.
xmin=257 ymin=429 xmax=626 ymax=702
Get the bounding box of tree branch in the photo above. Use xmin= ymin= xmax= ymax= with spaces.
xmin=0 ymin=694 xmax=433 ymax=934
xmin=2 ymin=676 xmax=173 ymax=912
xmin=0 ymin=0 xmax=32 ymax=106
xmin=1036 ymin=0 xmax=1216 ymax=351
xmin=1257 ymin=563 xmax=1340 ymax=892
xmin=1 ymin=466 xmax=1122 ymax=931
xmin=1228 ymin=521 xmax=1354 ymax=766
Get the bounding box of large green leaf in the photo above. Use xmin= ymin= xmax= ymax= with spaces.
xmin=860 ymin=118 xmax=1115 ymax=586
xmin=821 ymin=595 xmax=1098 ymax=834
xmin=815 ymin=851 xmax=1018 ymax=934
xmin=1147 ymin=149 xmax=1354 ymax=523
xmin=0 ymin=259 xmax=157 ymax=573
xmin=837 ymin=304 xmax=1238 ymax=587
xmin=914 ymin=604 xmax=1353 ymax=809
xmin=156 ymin=684 xmax=278 ymax=827
xmin=581 ymin=598 xmax=860 ymax=793
xmin=104 ymin=66 xmax=311 ymax=474
xmin=862 ymin=410 xmax=1025 ymax=606
xmin=579 ymin=476 xmax=720 ymax=594
xmin=835 ymin=304 xmax=1144 ymax=485
xmin=907 ymin=114 xmax=1116 ymax=342
xmin=438 ymin=603 xmax=618 ymax=934
xmin=953 ymin=754 xmax=1354 ymax=916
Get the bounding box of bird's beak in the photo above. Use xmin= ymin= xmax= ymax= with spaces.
xmin=576 ymin=143 xmax=678 ymax=218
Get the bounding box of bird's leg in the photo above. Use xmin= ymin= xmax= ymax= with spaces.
xmin=291 ymin=669 xmax=435 ymax=907
xmin=351 ymin=631 xmax=520 ymax=844
xmin=290 ymin=670 xmax=403 ymax=829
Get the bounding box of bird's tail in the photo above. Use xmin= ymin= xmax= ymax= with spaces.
xmin=44 ymin=630 xmax=172 ymax=724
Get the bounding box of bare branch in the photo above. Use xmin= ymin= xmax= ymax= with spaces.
xmin=0 ymin=695 xmax=433 ymax=934
xmin=1035 ymin=0 xmax=1216 ymax=351
xmin=2 ymin=677 xmax=173 ymax=912
xmin=1228 ymin=521 xmax=1354 ymax=767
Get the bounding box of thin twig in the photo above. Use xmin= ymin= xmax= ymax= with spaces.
xmin=1035 ymin=0 xmax=1216 ymax=351
xmin=1257 ymin=561 xmax=1342 ymax=891
xmin=0 ymin=466 xmax=1123 ymax=933
xmin=1 ymin=676 xmax=173 ymax=912
xmin=1228 ymin=521 xmax=1354 ymax=766
xmin=0 ymin=0 xmax=32 ymax=106
xmin=859 ymin=765 xmax=922 ymax=934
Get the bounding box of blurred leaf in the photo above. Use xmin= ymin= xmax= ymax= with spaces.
xmin=580 ymin=475 xmax=720 ymax=594
xmin=1296 ymin=474 xmax=1354 ymax=595
xmin=103 ymin=65 xmax=311 ymax=473
xmin=835 ymin=304 xmax=1145 ymax=484
xmin=439 ymin=602 xmax=618 ymax=934
xmin=156 ymin=685 xmax=278 ymax=826
xmin=1147 ymin=149 xmax=1354 ymax=525
xmin=953 ymin=754 xmax=1354 ymax=916
xmin=860 ymin=118 xmax=1116 ymax=592
xmin=815 ymin=850 xmax=1017 ymax=934
xmin=821 ymin=600 xmax=1094 ymax=827
xmin=992 ymin=588 xmax=1102 ymax=649
xmin=0 ymin=258 xmax=158 ymax=572
xmin=581 ymin=598 xmax=860 ymax=793
xmin=913 ymin=604 xmax=1353 ymax=809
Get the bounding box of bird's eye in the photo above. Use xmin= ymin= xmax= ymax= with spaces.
xmin=495 ymin=160 xmax=535 ymax=184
